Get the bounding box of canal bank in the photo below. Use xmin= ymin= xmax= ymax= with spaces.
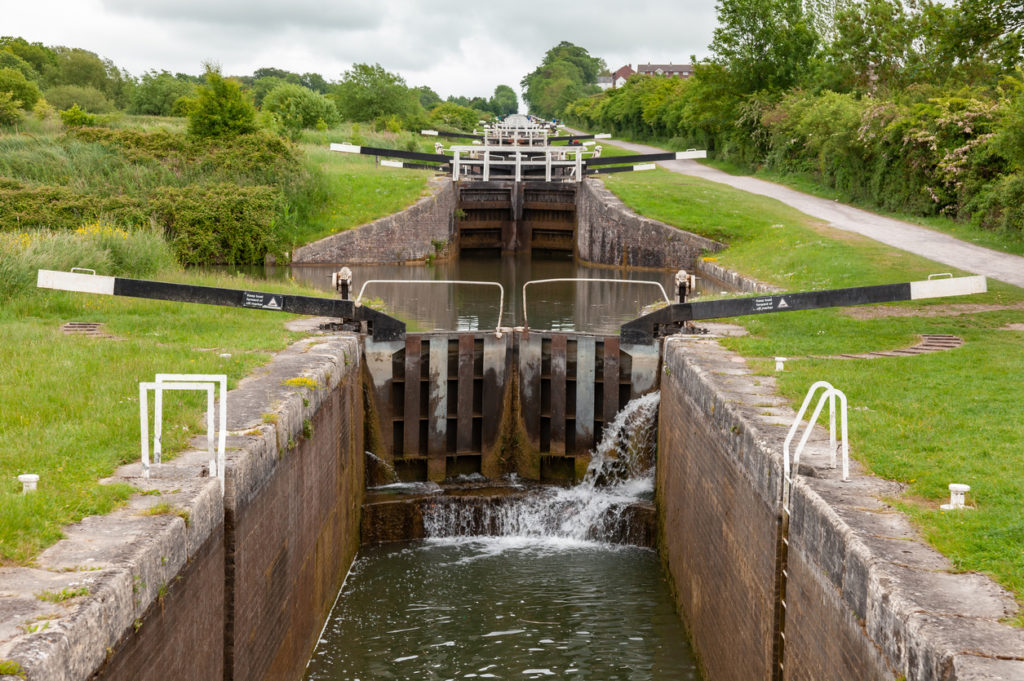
xmin=0 ymin=331 xmax=365 ymax=681
xmin=3 ymin=318 xmax=1021 ymax=679
xmin=658 ymin=334 xmax=1024 ymax=680
xmin=3 ymin=169 xmax=1022 ymax=679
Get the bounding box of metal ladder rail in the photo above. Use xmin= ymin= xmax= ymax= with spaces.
xmin=775 ymin=380 xmax=849 ymax=679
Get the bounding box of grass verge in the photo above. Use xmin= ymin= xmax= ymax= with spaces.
xmin=0 ymin=272 xmax=312 ymax=564
xmin=604 ymin=168 xmax=1024 ymax=609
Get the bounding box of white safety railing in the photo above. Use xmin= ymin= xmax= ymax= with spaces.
xmin=139 ymin=374 xmax=227 ymax=493
xmin=521 ymin=278 xmax=670 ymax=331
xmin=783 ymin=381 xmax=848 ymax=508
xmin=448 ymin=144 xmax=594 ymax=182
xmin=356 ymin=279 xmax=505 ymax=336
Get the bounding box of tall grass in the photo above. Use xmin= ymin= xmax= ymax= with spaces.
xmin=0 ymin=224 xmax=177 ymax=302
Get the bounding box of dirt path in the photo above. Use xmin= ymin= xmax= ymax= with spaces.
xmin=604 ymin=138 xmax=1024 ymax=289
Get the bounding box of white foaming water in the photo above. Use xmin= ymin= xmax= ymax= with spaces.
xmin=423 ymin=392 xmax=661 ymax=547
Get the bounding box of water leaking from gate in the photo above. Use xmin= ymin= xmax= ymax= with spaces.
xmin=305 ymin=393 xmax=702 ymax=681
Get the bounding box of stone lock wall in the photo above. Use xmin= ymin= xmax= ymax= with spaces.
xmin=658 ymin=335 xmax=1024 ymax=681
xmin=292 ymin=177 xmax=456 ymax=264
xmin=0 ymin=333 xmax=364 ymax=681
xmin=575 ymin=179 xmax=723 ymax=268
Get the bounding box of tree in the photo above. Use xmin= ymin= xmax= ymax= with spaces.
xmin=0 ymin=67 xmax=41 ymax=110
xmin=187 ymin=65 xmax=257 ymax=137
xmin=521 ymin=42 xmax=604 ymax=119
xmin=490 ymin=84 xmax=518 ymax=117
xmin=262 ymin=83 xmax=340 ymax=138
xmin=0 ymin=91 xmax=23 ymax=125
xmin=0 ymin=37 xmax=56 ymax=78
xmin=130 ymin=70 xmax=196 ymax=116
xmin=824 ymin=0 xmax=944 ymax=91
xmin=332 ymin=63 xmax=419 ymax=122
xmin=0 ymin=50 xmax=38 ymax=81
xmin=429 ymin=101 xmax=479 ymax=130
xmin=413 ymin=85 xmax=441 ymax=110
xmin=937 ymin=0 xmax=1024 ymax=73
xmin=299 ymin=72 xmax=330 ymax=94
xmin=708 ymin=0 xmax=818 ymax=94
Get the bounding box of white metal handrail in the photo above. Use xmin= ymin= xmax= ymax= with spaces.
xmin=521 ymin=278 xmax=671 ymax=331
xmin=783 ymin=380 xmax=849 ymax=508
xmin=140 ymin=373 xmax=227 ymax=493
xmin=356 ymin=279 xmax=505 ymax=336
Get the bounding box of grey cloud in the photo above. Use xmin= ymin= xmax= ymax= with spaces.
xmin=100 ymin=0 xmax=383 ymax=31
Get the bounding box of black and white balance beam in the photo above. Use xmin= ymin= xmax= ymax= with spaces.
xmin=37 ymin=270 xmax=406 ymax=341
xmin=620 ymin=275 xmax=988 ymax=344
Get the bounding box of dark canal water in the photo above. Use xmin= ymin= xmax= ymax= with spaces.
xmin=304 ymin=539 xmax=700 ymax=681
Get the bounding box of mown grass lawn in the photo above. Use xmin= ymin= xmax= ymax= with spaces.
xmin=605 ymin=167 xmax=1024 ymax=614
xmin=0 ymin=272 xmax=313 ymax=563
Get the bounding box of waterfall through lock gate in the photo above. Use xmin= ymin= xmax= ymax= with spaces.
xmin=305 ymin=391 xmax=702 ymax=681
xmin=422 ymin=392 xmax=662 ymax=543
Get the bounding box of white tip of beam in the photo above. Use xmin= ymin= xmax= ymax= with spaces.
xmin=595 ymin=133 xmax=612 ymax=139
xmin=380 ymin=160 xmax=403 ymax=168
xmin=910 ymin=275 xmax=987 ymax=300
xmin=329 ymin=143 xmax=361 ymax=154
xmin=674 ymin=150 xmax=708 ymax=160
xmin=37 ymin=269 xmax=115 ymax=295
xmin=421 ymin=130 xmax=439 ymax=136
xmin=634 ymin=163 xmax=656 ymax=171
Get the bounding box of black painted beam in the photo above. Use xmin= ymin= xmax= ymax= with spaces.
xmin=37 ymin=270 xmax=406 ymax=341
xmin=620 ymin=276 xmax=987 ymax=344
xmin=330 ymin=143 xmax=449 ymax=165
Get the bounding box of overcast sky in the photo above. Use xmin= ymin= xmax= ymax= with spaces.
xmin=3 ymin=0 xmax=719 ymax=100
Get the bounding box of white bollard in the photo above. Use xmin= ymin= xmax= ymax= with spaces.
xmin=18 ymin=474 xmax=39 ymax=493
xmin=775 ymin=357 xmax=787 ymax=372
xmin=941 ymin=483 xmax=971 ymax=510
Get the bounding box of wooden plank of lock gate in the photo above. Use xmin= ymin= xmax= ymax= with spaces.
xmin=519 ymin=332 xmax=542 ymax=452
xmin=603 ymin=337 xmax=621 ymax=426
xmin=550 ymin=334 xmax=567 ymax=455
xmin=457 ymin=335 xmax=475 ymax=453
xmin=403 ymin=336 xmax=422 ymax=458
xmin=576 ymin=336 xmax=596 ymax=452
xmin=482 ymin=334 xmax=507 ymax=477
xmin=364 ymin=339 xmax=403 ymax=462
xmin=427 ymin=336 xmax=448 ymax=481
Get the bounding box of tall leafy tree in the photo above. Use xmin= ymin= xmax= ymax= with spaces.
xmin=490 ymin=84 xmax=518 ymax=117
xmin=521 ymin=42 xmax=604 ymax=119
xmin=708 ymin=0 xmax=818 ymax=93
xmin=938 ymin=0 xmax=1024 ymax=72
xmin=130 ymin=70 xmax=195 ymax=115
xmin=332 ymin=63 xmax=418 ymax=122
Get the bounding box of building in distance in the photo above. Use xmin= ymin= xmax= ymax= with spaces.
xmin=599 ymin=63 xmax=693 ymax=89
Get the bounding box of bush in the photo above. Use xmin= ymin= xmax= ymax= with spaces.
xmin=44 ymin=85 xmax=114 ymax=113
xmin=187 ymin=67 xmax=257 ymax=138
xmin=261 ymin=83 xmax=339 ymax=139
xmin=150 ymin=184 xmax=279 ymax=265
xmin=59 ymin=104 xmax=97 ymax=127
xmin=0 ymin=67 xmax=40 ymax=110
xmin=0 ymin=182 xmax=146 ymax=229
